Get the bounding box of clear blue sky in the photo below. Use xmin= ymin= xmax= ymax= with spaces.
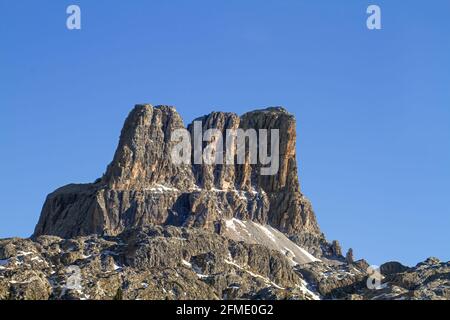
xmin=1 ymin=0 xmax=449 ymax=266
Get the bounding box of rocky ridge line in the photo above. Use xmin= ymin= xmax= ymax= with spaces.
xmin=33 ymin=104 xmax=327 ymax=256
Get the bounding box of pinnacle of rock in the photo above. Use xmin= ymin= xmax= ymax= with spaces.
xmin=33 ymin=104 xmax=323 ymax=254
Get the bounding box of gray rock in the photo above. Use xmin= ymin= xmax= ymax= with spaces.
xmin=330 ymin=240 xmax=343 ymax=257
xmin=33 ymin=105 xmax=325 ymax=254
xmin=380 ymin=261 xmax=410 ymax=275
xmin=345 ymin=248 xmax=354 ymax=264
xmin=0 ymin=226 xmax=319 ymax=300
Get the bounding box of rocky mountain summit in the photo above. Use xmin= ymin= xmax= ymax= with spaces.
xmin=33 ymin=105 xmax=325 ymax=256
xmin=1 ymin=104 xmax=448 ymax=300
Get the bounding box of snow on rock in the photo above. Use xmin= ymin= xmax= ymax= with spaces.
xmin=223 ymin=218 xmax=320 ymax=265
xmin=297 ymin=279 xmax=321 ymax=300
xmin=181 ymin=259 xmax=192 ymax=268
xmin=30 ymin=256 xmax=45 ymax=263
xmin=254 ymin=223 xmax=277 ymax=243
xmin=17 ymin=251 xmax=34 ymax=256
xmin=147 ymin=184 xmax=179 ymax=193
xmin=225 ymin=219 xmax=237 ymax=232
xmin=224 ymin=258 xmax=285 ymax=290
xmin=113 ymin=262 xmax=122 ymax=271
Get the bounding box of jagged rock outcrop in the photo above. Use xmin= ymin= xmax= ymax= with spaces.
xmin=0 ymin=226 xmax=320 ymax=300
xmin=380 ymin=261 xmax=410 ymax=276
xmin=104 ymin=105 xmax=195 ymax=190
xmin=330 ymin=240 xmax=343 ymax=257
xmin=1 ymin=229 xmax=448 ymax=300
xmin=33 ymin=104 xmax=325 ymax=254
xmin=296 ymin=258 xmax=450 ymax=300
xmin=346 ymin=248 xmax=354 ymax=264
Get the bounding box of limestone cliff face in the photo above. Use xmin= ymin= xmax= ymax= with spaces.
xmin=33 ymin=104 xmax=324 ymax=254
xmin=103 ymin=105 xmax=195 ymax=190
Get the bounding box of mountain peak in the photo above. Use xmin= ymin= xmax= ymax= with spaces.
xmin=102 ymin=103 xmax=192 ymax=190
xmin=33 ymin=104 xmax=324 ymax=256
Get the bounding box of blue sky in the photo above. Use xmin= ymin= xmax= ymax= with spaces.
xmin=0 ymin=0 xmax=449 ymax=266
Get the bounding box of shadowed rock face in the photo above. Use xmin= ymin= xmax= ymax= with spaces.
xmin=33 ymin=104 xmax=324 ymax=254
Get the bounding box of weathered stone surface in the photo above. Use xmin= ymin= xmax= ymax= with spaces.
xmin=2 ymin=230 xmax=447 ymax=300
xmin=103 ymin=105 xmax=195 ymax=190
xmin=239 ymin=108 xmax=320 ymax=238
xmin=345 ymin=248 xmax=354 ymax=264
xmin=380 ymin=261 xmax=410 ymax=276
xmin=0 ymin=227 xmax=319 ymax=300
xmin=330 ymin=240 xmax=343 ymax=257
xmin=33 ymin=104 xmax=325 ymax=254
xmin=296 ymin=260 xmax=367 ymax=298
xmin=296 ymin=258 xmax=450 ymax=300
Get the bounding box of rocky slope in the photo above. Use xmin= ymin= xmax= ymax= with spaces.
xmin=1 ymin=225 xmax=448 ymax=300
xmin=1 ymin=104 xmax=448 ymax=300
xmin=0 ymin=225 xmax=321 ymax=300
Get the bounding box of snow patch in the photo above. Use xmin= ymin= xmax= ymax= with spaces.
xmin=254 ymin=223 xmax=277 ymax=243
xmin=225 ymin=219 xmax=237 ymax=232
xmin=224 ymin=259 xmax=285 ymax=290
xmin=297 ymin=279 xmax=320 ymax=300
xmin=223 ymin=218 xmax=320 ymax=265
xmin=291 ymin=242 xmax=320 ymax=263
xmin=182 ymin=259 xmax=192 ymax=268
xmin=148 ymin=184 xmax=179 ymax=193
xmin=30 ymin=256 xmax=45 ymax=263
xmin=17 ymin=251 xmax=34 ymax=256
xmin=233 ymin=219 xmax=247 ymax=228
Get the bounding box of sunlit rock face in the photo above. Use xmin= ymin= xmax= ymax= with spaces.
xmin=4 ymin=104 xmax=448 ymax=301
xmin=33 ymin=104 xmax=324 ymax=255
